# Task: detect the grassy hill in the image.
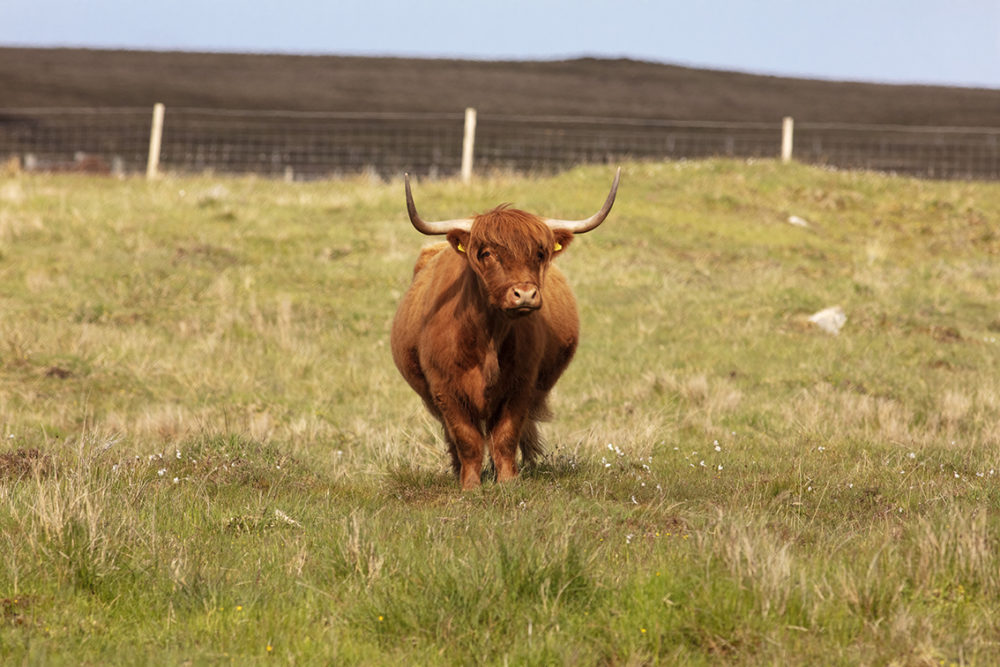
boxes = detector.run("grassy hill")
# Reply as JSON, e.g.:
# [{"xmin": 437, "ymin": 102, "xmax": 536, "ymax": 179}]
[
  {"xmin": 2, "ymin": 161, "xmax": 1000, "ymax": 663},
  {"xmin": 3, "ymin": 47, "xmax": 1000, "ymax": 125}
]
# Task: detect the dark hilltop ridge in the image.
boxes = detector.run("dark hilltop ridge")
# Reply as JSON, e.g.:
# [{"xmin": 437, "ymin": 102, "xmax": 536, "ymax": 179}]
[{"xmin": 2, "ymin": 47, "xmax": 999, "ymax": 127}]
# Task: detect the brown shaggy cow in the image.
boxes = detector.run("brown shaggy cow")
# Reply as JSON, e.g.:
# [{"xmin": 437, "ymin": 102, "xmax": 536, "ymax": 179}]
[{"xmin": 391, "ymin": 170, "xmax": 620, "ymax": 489}]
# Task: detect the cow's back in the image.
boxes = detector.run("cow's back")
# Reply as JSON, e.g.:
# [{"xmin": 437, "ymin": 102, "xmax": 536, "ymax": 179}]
[
  {"xmin": 411, "ymin": 241, "xmax": 450, "ymax": 277},
  {"xmin": 390, "ymin": 242, "xmax": 454, "ymax": 405}
]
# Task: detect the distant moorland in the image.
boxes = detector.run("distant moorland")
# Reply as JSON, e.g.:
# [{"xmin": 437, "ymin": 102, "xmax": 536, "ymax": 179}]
[{"xmin": 2, "ymin": 47, "xmax": 1000, "ymax": 125}]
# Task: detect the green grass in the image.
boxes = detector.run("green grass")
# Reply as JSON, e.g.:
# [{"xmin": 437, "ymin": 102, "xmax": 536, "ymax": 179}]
[{"xmin": 2, "ymin": 160, "xmax": 1000, "ymax": 664}]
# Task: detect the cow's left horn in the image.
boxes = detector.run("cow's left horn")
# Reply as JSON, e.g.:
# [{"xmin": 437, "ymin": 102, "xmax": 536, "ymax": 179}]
[
  {"xmin": 405, "ymin": 173, "xmax": 474, "ymax": 235},
  {"xmin": 544, "ymin": 167, "xmax": 620, "ymax": 234}
]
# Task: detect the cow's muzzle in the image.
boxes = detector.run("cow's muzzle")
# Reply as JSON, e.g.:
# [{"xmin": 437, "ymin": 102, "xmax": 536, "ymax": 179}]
[{"xmin": 504, "ymin": 284, "xmax": 541, "ymax": 316}]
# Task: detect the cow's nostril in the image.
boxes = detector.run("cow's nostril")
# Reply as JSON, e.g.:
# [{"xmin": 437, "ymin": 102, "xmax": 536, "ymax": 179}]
[{"xmin": 509, "ymin": 284, "xmax": 540, "ymax": 309}]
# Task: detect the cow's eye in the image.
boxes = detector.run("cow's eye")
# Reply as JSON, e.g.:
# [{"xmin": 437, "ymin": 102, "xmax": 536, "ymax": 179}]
[
  {"xmin": 537, "ymin": 250, "xmax": 546, "ymax": 262},
  {"xmin": 478, "ymin": 249, "xmax": 491, "ymax": 260}
]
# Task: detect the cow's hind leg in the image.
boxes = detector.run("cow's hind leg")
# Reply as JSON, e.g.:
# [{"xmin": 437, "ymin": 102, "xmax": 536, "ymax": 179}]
[
  {"xmin": 444, "ymin": 433, "xmax": 461, "ymax": 477},
  {"xmin": 487, "ymin": 423, "xmax": 519, "ymax": 483},
  {"xmin": 483, "ymin": 421, "xmax": 539, "ymax": 482}
]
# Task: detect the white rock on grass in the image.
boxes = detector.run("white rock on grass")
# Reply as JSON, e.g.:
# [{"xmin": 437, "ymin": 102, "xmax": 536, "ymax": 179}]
[{"xmin": 808, "ymin": 306, "xmax": 846, "ymax": 335}]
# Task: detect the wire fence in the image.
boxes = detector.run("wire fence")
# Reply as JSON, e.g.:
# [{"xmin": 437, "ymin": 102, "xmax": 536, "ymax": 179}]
[
  {"xmin": 1, "ymin": 106, "xmax": 999, "ymax": 181},
  {"xmin": 793, "ymin": 122, "xmax": 1000, "ymax": 179}
]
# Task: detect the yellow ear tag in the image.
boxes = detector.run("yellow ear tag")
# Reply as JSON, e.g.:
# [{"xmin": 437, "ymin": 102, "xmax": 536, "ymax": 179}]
[
  {"xmin": 554, "ymin": 242, "xmax": 563, "ymax": 252},
  {"xmin": 457, "ymin": 242, "xmax": 466, "ymax": 253}
]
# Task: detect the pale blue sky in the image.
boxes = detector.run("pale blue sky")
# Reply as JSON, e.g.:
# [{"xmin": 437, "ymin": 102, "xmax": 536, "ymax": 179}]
[{"xmin": 2, "ymin": 0, "xmax": 998, "ymax": 88}]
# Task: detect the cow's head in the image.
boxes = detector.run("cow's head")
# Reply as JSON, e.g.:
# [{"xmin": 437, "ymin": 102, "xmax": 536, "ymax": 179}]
[{"xmin": 404, "ymin": 169, "xmax": 620, "ymax": 317}]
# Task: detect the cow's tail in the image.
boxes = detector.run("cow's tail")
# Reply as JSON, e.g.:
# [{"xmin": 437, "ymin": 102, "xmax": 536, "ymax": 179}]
[
  {"xmin": 519, "ymin": 421, "xmax": 544, "ymax": 466},
  {"xmin": 519, "ymin": 402, "xmax": 551, "ymax": 465}
]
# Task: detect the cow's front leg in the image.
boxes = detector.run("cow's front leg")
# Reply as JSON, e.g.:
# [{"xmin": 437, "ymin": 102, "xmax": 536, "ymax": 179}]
[
  {"xmin": 435, "ymin": 396, "xmax": 486, "ymax": 490},
  {"xmin": 488, "ymin": 402, "xmax": 531, "ymax": 483}
]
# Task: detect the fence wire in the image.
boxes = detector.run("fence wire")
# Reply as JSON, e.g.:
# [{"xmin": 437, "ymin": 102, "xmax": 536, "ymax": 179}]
[
  {"xmin": 795, "ymin": 122, "xmax": 1000, "ymax": 180},
  {"xmin": 1, "ymin": 107, "xmax": 999, "ymax": 180}
]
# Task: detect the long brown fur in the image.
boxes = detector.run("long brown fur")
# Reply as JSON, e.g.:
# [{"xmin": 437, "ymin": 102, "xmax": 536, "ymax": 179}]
[{"xmin": 391, "ymin": 206, "xmax": 580, "ymax": 490}]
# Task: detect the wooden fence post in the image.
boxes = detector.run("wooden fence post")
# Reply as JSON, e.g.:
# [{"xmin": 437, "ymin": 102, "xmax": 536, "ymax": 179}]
[
  {"xmin": 461, "ymin": 107, "xmax": 477, "ymax": 183},
  {"xmin": 781, "ymin": 116, "xmax": 794, "ymax": 163},
  {"xmin": 146, "ymin": 103, "xmax": 165, "ymax": 179}
]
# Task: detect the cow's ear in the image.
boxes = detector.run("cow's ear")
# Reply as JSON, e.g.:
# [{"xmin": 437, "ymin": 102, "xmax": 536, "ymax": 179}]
[
  {"xmin": 552, "ymin": 229, "xmax": 574, "ymax": 256},
  {"xmin": 447, "ymin": 230, "xmax": 471, "ymax": 257}
]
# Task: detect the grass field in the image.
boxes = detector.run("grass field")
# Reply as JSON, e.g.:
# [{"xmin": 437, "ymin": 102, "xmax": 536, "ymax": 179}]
[{"xmin": 2, "ymin": 160, "xmax": 1000, "ymax": 664}]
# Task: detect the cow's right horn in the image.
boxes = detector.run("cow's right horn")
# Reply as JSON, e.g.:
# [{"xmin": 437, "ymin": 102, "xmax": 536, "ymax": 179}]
[
  {"xmin": 405, "ymin": 173, "xmax": 474, "ymax": 235},
  {"xmin": 543, "ymin": 167, "xmax": 620, "ymax": 234}
]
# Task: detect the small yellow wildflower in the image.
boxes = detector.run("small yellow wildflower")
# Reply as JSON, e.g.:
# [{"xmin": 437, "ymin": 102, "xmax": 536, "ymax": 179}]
[{"xmin": 266, "ymin": 645, "xmax": 273, "ymax": 653}]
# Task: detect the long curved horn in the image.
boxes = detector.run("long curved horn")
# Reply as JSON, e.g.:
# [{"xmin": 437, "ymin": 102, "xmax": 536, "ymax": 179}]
[
  {"xmin": 543, "ymin": 167, "xmax": 620, "ymax": 234},
  {"xmin": 404, "ymin": 173, "xmax": 474, "ymax": 235}
]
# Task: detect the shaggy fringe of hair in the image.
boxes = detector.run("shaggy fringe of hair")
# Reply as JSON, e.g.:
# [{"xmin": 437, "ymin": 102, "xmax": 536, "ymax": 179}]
[{"xmin": 472, "ymin": 206, "xmax": 554, "ymax": 257}]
